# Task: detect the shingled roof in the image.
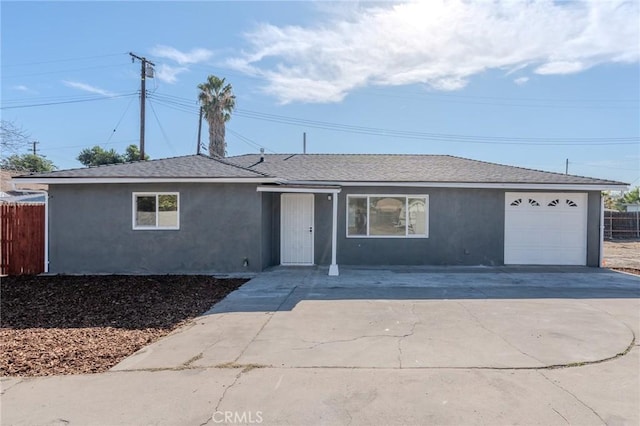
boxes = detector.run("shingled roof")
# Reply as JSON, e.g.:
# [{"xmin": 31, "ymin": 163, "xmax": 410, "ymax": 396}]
[
  {"xmin": 16, "ymin": 154, "xmax": 269, "ymax": 179},
  {"xmin": 14, "ymin": 153, "xmax": 626, "ymax": 187},
  {"xmin": 231, "ymin": 154, "xmax": 626, "ymax": 185}
]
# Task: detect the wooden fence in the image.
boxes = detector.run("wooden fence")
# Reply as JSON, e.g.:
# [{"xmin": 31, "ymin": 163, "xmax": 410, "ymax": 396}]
[
  {"xmin": 0, "ymin": 203, "xmax": 45, "ymax": 275},
  {"xmin": 604, "ymin": 210, "xmax": 640, "ymax": 240}
]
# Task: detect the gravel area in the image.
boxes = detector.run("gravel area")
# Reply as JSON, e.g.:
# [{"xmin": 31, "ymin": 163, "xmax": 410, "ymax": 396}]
[
  {"xmin": 604, "ymin": 240, "xmax": 640, "ymax": 274},
  {"xmin": 1, "ymin": 275, "xmax": 246, "ymax": 377}
]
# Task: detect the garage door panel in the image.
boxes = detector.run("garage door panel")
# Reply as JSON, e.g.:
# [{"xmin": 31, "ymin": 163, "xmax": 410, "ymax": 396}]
[{"xmin": 504, "ymin": 192, "xmax": 587, "ymax": 266}]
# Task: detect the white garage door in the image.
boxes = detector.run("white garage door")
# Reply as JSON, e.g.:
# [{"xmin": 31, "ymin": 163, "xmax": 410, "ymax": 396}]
[{"xmin": 504, "ymin": 192, "xmax": 587, "ymax": 265}]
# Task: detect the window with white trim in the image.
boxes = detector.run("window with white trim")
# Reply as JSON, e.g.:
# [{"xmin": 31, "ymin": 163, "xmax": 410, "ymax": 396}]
[
  {"xmin": 132, "ymin": 192, "xmax": 179, "ymax": 230},
  {"xmin": 347, "ymin": 195, "xmax": 429, "ymax": 238}
]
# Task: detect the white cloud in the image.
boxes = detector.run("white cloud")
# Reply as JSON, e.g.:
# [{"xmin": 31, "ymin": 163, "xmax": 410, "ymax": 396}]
[
  {"xmin": 150, "ymin": 45, "xmax": 213, "ymax": 65},
  {"xmin": 229, "ymin": 0, "xmax": 640, "ymax": 103},
  {"xmin": 514, "ymin": 77, "xmax": 530, "ymax": 86},
  {"xmin": 534, "ymin": 61, "xmax": 587, "ymax": 75},
  {"xmin": 155, "ymin": 64, "xmax": 189, "ymax": 84},
  {"xmin": 63, "ymin": 81, "xmax": 115, "ymax": 96},
  {"xmin": 148, "ymin": 45, "xmax": 213, "ymax": 83},
  {"xmin": 12, "ymin": 85, "xmax": 34, "ymax": 93}
]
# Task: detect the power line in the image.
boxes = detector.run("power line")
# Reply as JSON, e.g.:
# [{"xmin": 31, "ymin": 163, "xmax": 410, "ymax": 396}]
[
  {"xmin": 147, "ymin": 100, "xmax": 177, "ymax": 155},
  {"xmin": 569, "ymin": 162, "xmax": 640, "ymax": 172},
  {"xmin": 232, "ymin": 110, "xmax": 640, "ymax": 145},
  {"xmin": 104, "ymin": 95, "xmax": 137, "ymax": 145},
  {"xmin": 38, "ymin": 139, "xmax": 139, "ymax": 151},
  {"xmin": 3, "ymin": 92, "xmax": 132, "ymax": 105},
  {"xmin": 3, "ymin": 64, "xmax": 126, "ymax": 79},
  {"xmin": 227, "ymin": 128, "xmax": 277, "ymax": 153},
  {"xmin": 146, "ymin": 95, "xmax": 199, "ymax": 116},
  {"xmin": 147, "ymin": 94, "xmax": 276, "ymax": 153},
  {"xmin": 3, "ymin": 52, "xmax": 127, "ymax": 68},
  {"xmin": 146, "ymin": 92, "xmax": 640, "ymax": 146},
  {"xmin": 0, "ymin": 93, "xmax": 137, "ymax": 110}
]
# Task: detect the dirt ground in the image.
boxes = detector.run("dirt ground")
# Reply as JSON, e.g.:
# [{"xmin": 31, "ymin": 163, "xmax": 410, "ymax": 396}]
[
  {"xmin": 603, "ymin": 240, "xmax": 640, "ymax": 271},
  {"xmin": 0, "ymin": 275, "xmax": 245, "ymax": 377}
]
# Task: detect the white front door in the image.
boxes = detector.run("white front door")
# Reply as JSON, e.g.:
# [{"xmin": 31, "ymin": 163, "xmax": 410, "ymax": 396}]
[
  {"xmin": 281, "ymin": 194, "xmax": 314, "ymax": 265},
  {"xmin": 504, "ymin": 192, "xmax": 588, "ymax": 265}
]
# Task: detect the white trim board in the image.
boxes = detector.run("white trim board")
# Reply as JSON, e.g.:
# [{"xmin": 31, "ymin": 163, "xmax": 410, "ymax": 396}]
[
  {"xmin": 257, "ymin": 186, "xmax": 341, "ymax": 194},
  {"xmin": 13, "ymin": 177, "xmax": 626, "ymax": 191},
  {"xmin": 285, "ymin": 181, "xmax": 627, "ymax": 191}
]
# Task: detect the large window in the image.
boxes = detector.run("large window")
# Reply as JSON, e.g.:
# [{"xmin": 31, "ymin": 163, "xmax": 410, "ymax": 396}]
[
  {"xmin": 347, "ymin": 195, "xmax": 428, "ymax": 238},
  {"xmin": 132, "ymin": 192, "xmax": 179, "ymax": 230}
]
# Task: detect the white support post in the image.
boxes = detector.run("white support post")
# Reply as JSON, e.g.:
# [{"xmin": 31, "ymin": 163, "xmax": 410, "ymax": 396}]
[
  {"xmin": 599, "ymin": 194, "xmax": 604, "ymax": 268},
  {"xmin": 328, "ymin": 191, "xmax": 339, "ymax": 276}
]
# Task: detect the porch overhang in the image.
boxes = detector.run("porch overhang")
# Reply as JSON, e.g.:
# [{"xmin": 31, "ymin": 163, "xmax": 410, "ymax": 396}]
[
  {"xmin": 257, "ymin": 185, "xmax": 341, "ymax": 194},
  {"xmin": 257, "ymin": 185, "xmax": 341, "ymax": 276}
]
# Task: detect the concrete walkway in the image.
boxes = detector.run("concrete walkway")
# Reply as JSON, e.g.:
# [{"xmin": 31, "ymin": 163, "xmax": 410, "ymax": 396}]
[{"xmin": 2, "ymin": 267, "xmax": 639, "ymax": 425}]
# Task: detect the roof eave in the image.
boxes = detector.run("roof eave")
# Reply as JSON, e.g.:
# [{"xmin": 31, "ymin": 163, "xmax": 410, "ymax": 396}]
[
  {"xmin": 283, "ymin": 180, "xmax": 628, "ymax": 191},
  {"xmin": 12, "ymin": 177, "xmax": 283, "ymax": 184}
]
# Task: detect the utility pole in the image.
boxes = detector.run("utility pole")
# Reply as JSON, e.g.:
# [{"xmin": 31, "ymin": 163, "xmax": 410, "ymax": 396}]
[
  {"xmin": 197, "ymin": 107, "xmax": 203, "ymax": 155},
  {"xmin": 32, "ymin": 141, "xmax": 39, "ymax": 156},
  {"xmin": 565, "ymin": 158, "xmax": 569, "ymax": 175},
  {"xmin": 303, "ymin": 132, "xmax": 307, "ymax": 154},
  {"xmin": 129, "ymin": 52, "xmax": 154, "ymax": 161}
]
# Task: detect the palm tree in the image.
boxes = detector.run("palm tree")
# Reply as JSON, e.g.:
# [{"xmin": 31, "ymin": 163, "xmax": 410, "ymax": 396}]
[{"xmin": 197, "ymin": 75, "xmax": 235, "ymax": 157}]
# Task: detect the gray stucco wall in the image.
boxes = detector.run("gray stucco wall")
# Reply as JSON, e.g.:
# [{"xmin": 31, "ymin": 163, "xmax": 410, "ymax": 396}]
[
  {"xmin": 48, "ymin": 183, "xmax": 266, "ymax": 274},
  {"xmin": 314, "ymin": 188, "xmax": 601, "ymax": 267},
  {"xmin": 326, "ymin": 187, "xmax": 505, "ymax": 266},
  {"xmin": 586, "ymin": 191, "xmax": 602, "ymax": 267},
  {"xmin": 48, "ymin": 184, "xmax": 602, "ymax": 273},
  {"xmin": 314, "ymin": 193, "xmax": 333, "ymax": 265},
  {"xmin": 261, "ymin": 192, "xmax": 285, "ymax": 269}
]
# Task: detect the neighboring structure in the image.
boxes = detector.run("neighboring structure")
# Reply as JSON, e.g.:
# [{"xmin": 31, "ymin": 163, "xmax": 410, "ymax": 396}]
[
  {"xmin": 0, "ymin": 170, "xmax": 47, "ymax": 203},
  {"xmin": 14, "ymin": 154, "xmax": 627, "ymax": 275},
  {"xmin": 623, "ymin": 203, "xmax": 640, "ymax": 213}
]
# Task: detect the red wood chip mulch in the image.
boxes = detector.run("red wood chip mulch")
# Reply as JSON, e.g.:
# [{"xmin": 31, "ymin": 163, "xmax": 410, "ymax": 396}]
[{"xmin": 0, "ymin": 275, "xmax": 245, "ymax": 377}]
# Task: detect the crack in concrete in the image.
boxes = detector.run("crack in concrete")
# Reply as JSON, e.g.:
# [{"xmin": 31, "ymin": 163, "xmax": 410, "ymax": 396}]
[
  {"xmin": 295, "ymin": 334, "xmax": 400, "ymax": 350},
  {"xmin": 102, "ymin": 342, "xmax": 638, "ymax": 374},
  {"xmin": 183, "ymin": 352, "xmax": 203, "ymax": 368},
  {"xmin": 213, "ymin": 369, "xmax": 244, "ymax": 414},
  {"xmin": 214, "ymin": 362, "xmax": 268, "ymax": 372},
  {"xmin": 456, "ymin": 300, "xmax": 546, "ymax": 366},
  {"xmin": 198, "ymin": 415, "xmax": 212, "ymax": 426},
  {"xmin": 202, "ymin": 359, "xmax": 268, "ymax": 425},
  {"xmin": 231, "ymin": 285, "xmax": 298, "ymax": 363},
  {"xmin": 294, "ymin": 303, "xmax": 422, "ymax": 355},
  {"xmin": 398, "ymin": 302, "xmax": 420, "ymax": 369},
  {"xmin": 552, "ymin": 407, "xmax": 570, "ymax": 425},
  {"xmin": 539, "ymin": 371, "xmax": 607, "ymax": 425},
  {"xmin": 0, "ymin": 378, "xmax": 23, "ymax": 395},
  {"xmin": 185, "ymin": 313, "xmax": 230, "ymax": 358}
]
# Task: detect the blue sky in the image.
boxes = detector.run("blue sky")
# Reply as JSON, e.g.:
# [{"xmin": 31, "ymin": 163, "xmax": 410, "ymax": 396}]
[{"xmin": 2, "ymin": 1, "xmax": 639, "ymax": 185}]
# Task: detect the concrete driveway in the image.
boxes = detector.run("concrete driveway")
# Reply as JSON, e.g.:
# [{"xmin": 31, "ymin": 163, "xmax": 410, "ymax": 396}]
[{"xmin": 2, "ymin": 267, "xmax": 639, "ymax": 425}]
